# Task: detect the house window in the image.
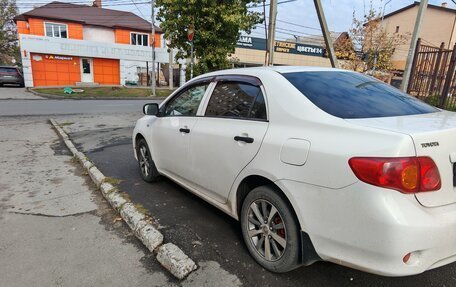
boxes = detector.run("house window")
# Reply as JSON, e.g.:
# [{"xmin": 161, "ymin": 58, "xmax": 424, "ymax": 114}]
[
  {"xmin": 131, "ymin": 33, "xmax": 149, "ymax": 46},
  {"xmin": 45, "ymin": 22, "xmax": 68, "ymax": 38},
  {"xmin": 395, "ymin": 26, "xmax": 400, "ymax": 33}
]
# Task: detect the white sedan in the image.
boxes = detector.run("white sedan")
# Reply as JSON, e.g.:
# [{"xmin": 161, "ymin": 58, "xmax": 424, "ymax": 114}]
[{"xmin": 133, "ymin": 66, "xmax": 456, "ymax": 276}]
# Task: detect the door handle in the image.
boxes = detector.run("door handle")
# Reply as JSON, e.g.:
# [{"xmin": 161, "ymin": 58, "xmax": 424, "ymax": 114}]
[
  {"xmin": 179, "ymin": 128, "xmax": 190, "ymax": 134},
  {"xmin": 234, "ymin": 136, "xmax": 254, "ymax": 143}
]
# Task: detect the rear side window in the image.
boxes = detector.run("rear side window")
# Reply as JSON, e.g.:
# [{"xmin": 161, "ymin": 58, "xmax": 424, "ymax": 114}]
[
  {"xmin": 282, "ymin": 71, "xmax": 438, "ymax": 119},
  {"xmin": 205, "ymin": 81, "xmax": 267, "ymax": 120}
]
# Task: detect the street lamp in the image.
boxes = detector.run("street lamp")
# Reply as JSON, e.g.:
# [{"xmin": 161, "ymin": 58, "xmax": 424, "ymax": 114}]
[{"xmin": 381, "ymin": 0, "xmax": 392, "ymax": 25}]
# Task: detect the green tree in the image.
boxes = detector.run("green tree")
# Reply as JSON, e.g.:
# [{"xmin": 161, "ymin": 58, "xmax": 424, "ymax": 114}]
[
  {"xmin": 348, "ymin": 1, "xmax": 408, "ymax": 72},
  {"xmin": 0, "ymin": 0, "xmax": 20, "ymax": 66},
  {"xmin": 156, "ymin": 0, "xmax": 263, "ymax": 76}
]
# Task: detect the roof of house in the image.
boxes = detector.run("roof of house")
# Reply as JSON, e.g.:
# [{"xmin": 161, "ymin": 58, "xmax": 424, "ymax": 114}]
[
  {"xmin": 15, "ymin": 1, "xmax": 162, "ymax": 33},
  {"xmin": 382, "ymin": 1, "xmax": 455, "ymax": 20}
]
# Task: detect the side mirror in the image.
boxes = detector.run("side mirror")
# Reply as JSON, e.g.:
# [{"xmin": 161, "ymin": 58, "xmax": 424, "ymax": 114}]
[{"xmin": 143, "ymin": 103, "xmax": 159, "ymax": 116}]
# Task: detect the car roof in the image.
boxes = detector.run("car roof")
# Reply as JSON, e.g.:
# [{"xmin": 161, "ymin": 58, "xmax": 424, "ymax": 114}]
[
  {"xmin": 269, "ymin": 66, "xmax": 348, "ymax": 73},
  {"xmin": 192, "ymin": 66, "xmax": 351, "ymax": 81}
]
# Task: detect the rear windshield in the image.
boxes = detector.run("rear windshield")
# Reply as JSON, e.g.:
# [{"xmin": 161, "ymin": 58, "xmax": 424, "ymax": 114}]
[
  {"xmin": 0, "ymin": 68, "xmax": 18, "ymax": 74},
  {"xmin": 282, "ymin": 71, "xmax": 438, "ymax": 119}
]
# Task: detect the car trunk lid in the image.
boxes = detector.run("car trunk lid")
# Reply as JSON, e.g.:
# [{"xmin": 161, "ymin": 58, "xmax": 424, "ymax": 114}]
[{"xmin": 347, "ymin": 111, "xmax": 456, "ymax": 207}]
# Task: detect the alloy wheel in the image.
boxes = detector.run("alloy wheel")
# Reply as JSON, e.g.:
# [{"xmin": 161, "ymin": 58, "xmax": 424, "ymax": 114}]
[
  {"xmin": 138, "ymin": 145, "xmax": 150, "ymax": 177},
  {"xmin": 247, "ymin": 199, "xmax": 287, "ymax": 262}
]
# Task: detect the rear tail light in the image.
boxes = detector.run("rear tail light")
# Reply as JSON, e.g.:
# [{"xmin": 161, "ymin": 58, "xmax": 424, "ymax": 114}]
[{"xmin": 348, "ymin": 156, "xmax": 441, "ymax": 194}]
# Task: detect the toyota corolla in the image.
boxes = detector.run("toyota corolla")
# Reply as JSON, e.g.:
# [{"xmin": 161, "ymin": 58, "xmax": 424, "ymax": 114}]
[{"xmin": 133, "ymin": 66, "xmax": 456, "ymax": 276}]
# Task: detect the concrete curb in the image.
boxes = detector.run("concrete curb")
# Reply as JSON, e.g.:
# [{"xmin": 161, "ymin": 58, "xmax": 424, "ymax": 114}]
[
  {"xmin": 29, "ymin": 88, "xmax": 167, "ymax": 101},
  {"xmin": 157, "ymin": 243, "xmax": 198, "ymax": 280},
  {"xmin": 49, "ymin": 118, "xmax": 197, "ymax": 280}
]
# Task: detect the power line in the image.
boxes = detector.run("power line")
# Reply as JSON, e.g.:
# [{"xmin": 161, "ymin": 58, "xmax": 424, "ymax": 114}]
[
  {"xmin": 255, "ymin": 24, "xmax": 324, "ymax": 37},
  {"xmin": 253, "ymin": 24, "xmax": 337, "ymax": 44},
  {"xmin": 276, "ymin": 19, "xmax": 322, "ymax": 32},
  {"xmin": 13, "ymin": 1, "xmax": 151, "ymax": 8},
  {"xmin": 247, "ymin": 0, "xmax": 297, "ymax": 9},
  {"xmin": 129, "ymin": 0, "xmax": 147, "ymax": 19}
]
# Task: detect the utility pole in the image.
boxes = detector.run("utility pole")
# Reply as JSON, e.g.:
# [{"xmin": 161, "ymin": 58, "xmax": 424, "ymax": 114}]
[
  {"xmin": 262, "ymin": 0, "xmax": 268, "ymax": 66},
  {"xmin": 401, "ymin": 0, "xmax": 428, "ymax": 92},
  {"xmin": 313, "ymin": 0, "xmax": 338, "ymax": 68},
  {"xmin": 168, "ymin": 46, "xmax": 173, "ymax": 90},
  {"xmin": 190, "ymin": 42, "xmax": 194, "ymax": 78},
  {"xmin": 267, "ymin": 0, "xmax": 277, "ymax": 66},
  {"xmin": 151, "ymin": 0, "xmax": 156, "ymax": 97},
  {"xmin": 187, "ymin": 24, "xmax": 195, "ymax": 79}
]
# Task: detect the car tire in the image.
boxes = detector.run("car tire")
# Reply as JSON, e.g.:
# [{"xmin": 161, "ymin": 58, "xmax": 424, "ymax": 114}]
[
  {"xmin": 136, "ymin": 138, "xmax": 160, "ymax": 182},
  {"xmin": 241, "ymin": 185, "xmax": 301, "ymax": 273}
]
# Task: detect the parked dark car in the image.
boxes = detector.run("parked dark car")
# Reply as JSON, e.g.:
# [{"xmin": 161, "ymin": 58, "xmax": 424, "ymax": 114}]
[{"xmin": 0, "ymin": 66, "xmax": 24, "ymax": 87}]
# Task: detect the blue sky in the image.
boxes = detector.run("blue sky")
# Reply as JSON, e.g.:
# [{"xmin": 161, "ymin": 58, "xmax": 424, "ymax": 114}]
[
  {"xmin": 250, "ymin": 0, "xmax": 456, "ymax": 40},
  {"xmin": 18, "ymin": 0, "xmax": 456, "ymax": 41}
]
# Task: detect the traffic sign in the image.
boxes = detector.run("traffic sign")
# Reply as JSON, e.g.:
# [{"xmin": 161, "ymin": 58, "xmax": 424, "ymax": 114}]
[{"xmin": 187, "ymin": 24, "xmax": 195, "ymax": 42}]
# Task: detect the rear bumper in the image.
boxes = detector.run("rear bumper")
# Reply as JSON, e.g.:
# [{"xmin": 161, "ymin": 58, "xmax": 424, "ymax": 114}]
[{"xmin": 277, "ymin": 180, "xmax": 456, "ymax": 276}]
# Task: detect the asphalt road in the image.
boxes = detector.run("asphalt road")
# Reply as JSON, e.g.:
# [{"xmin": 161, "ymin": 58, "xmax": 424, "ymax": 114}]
[
  {"xmin": 0, "ymin": 99, "xmax": 159, "ymax": 116},
  {"xmin": 5, "ymin": 87, "xmax": 456, "ymax": 286},
  {"xmin": 69, "ymin": 120, "xmax": 456, "ymax": 287},
  {"xmin": 0, "ymin": 87, "xmax": 159, "ymax": 116}
]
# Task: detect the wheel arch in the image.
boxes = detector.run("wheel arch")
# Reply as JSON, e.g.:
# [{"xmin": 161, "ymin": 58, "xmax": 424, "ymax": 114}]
[
  {"xmin": 234, "ymin": 174, "xmax": 321, "ymax": 266},
  {"xmin": 134, "ymin": 132, "xmax": 145, "ymax": 147},
  {"xmin": 235, "ymin": 175, "xmax": 278, "ymax": 218},
  {"xmin": 133, "ymin": 132, "xmax": 146, "ymax": 155},
  {"xmin": 235, "ymin": 175, "xmax": 303, "ymax": 228}
]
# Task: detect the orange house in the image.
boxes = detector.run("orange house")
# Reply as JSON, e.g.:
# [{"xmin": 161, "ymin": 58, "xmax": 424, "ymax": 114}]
[{"xmin": 15, "ymin": 1, "xmax": 163, "ymax": 87}]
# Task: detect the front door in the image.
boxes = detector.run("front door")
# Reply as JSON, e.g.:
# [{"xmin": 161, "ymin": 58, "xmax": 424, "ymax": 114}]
[
  {"xmin": 150, "ymin": 81, "xmax": 210, "ymax": 182},
  {"xmin": 190, "ymin": 78, "xmax": 269, "ymax": 203},
  {"xmin": 81, "ymin": 58, "xmax": 93, "ymax": 82}
]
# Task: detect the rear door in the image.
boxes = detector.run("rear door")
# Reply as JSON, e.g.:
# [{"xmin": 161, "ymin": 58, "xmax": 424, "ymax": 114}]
[{"xmin": 189, "ymin": 76, "xmax": 269, "ymax": 203}]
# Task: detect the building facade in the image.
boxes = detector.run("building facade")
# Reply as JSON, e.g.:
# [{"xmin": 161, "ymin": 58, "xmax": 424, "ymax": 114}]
[
  {"xmin": 381, "ymin": 2, "xmax": 456, "ymax": 70},
  {"xmin": 232, "ymin": 35, "xmax": 332, "ymax": 67},
  {"xmin": 15, "ymin": 1, "xmax": 170, "ymax": 87}
]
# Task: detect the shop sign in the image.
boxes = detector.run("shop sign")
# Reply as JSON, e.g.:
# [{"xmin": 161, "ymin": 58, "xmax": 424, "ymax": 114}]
[
  {"xmin": 19, "ymin": 35, "xmax": 173, "ymax": 63},
  {"xmin": 236, "ymin": 36, "xmax": 324, "ymax": 57},
  {"xmin": 45, "ymin": 55, "xmax": 73, "ymax": 61},
  {"xmin": 236, "ymin": 36, "xmax": 267, "ymax": 50}
]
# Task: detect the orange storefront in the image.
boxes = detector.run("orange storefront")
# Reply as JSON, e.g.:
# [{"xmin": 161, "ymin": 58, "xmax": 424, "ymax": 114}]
[
  {"xmin": 15, "ymin": 2, "xmax": 166, "ymax": 88},
  {"xmin": 30, "ymin": 53, "xmax": 120, "ymax": 87}
]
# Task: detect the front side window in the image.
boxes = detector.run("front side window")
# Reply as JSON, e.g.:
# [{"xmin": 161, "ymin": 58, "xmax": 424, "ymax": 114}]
[
  {"xmin": 131, "ymin": 33, "xmax": 149, "ymax": 46},
  {"xmin": 45, "ymin": 23, "xmax": 68, "ymax": 38},
  {"xmin": 282, "ymin": 71, "xmax": 438, "ymax": 119},
  {"xmin": 164, "ymin": 84, "xmax": 208, "ymax": 116},
  {"xmin": 205, "ymin": 81, "xmax": 267, "ymax": 120}
]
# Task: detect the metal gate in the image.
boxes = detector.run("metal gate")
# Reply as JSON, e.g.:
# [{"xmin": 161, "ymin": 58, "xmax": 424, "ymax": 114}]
[{"xmin": 407, "ymin": 38, "xmax": 456, "ymax": 110}]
